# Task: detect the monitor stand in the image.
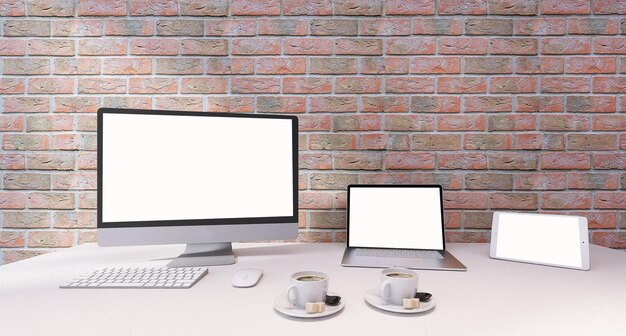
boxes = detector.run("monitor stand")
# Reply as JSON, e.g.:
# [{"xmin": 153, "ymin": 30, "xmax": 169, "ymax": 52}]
[{"xmin": 167, "ymin": 242, "xmax": 236, "ymax": 267}]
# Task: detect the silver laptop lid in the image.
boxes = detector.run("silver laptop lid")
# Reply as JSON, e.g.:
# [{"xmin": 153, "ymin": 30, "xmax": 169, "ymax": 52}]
[{"xmin": 346, "ymin": 185, "xmax": 445, "ymax": 251}]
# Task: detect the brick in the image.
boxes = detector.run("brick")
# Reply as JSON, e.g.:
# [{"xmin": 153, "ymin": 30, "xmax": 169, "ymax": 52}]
[
  {"xmin": 490, "ymin": 38, "xmax": 537, "ymax": 55},
  {"xmin": 592, "ymin": 115, "xmax": 626, "ymax": 131},
  {"xmin": 437, "ymin": 77, "xmax": 486, "ymax": 93},
  {"xmin": 439, "ymin": 37, "xmax": 488, "ymax": 55},
  {"xmin": 541, "ymin": 0, "xmax": 589, "ymax": 14},
  {"xmin": 231, "ymin": 77, "xmax": 279, "ymax": 94},
  {"xmin": 309, "ymin": 96, "xmax": 357, "ymax": 112},
  {"xmin": 541, "ymin": 153, "xmax": 590, "ymax": 170},
  {"xmin": 3, "ymin": 134, "xmax": 48, "ymax": 151},
  {"xmin": 597, "ymin": 37, "xmax": 626, "ymax": 54},
  {"xmin": 53, "ymin": 173, "xmax": 97, "ymax": 190},
  {"xmin": 335, "ymin": 0, "xmax": 382, "ymax": 15},
  {"xmin": 27, "ymin": 154, "xmax": 75, "ymax": 170},
  {"xmin": 0, "ymin": 154, "xmax": 25, "ymax": 170},
  {"xmin": 568, "ymin": 18, "xmax": 618, "ymax": 35},
  {"xmin": 54, "ymin": 58, "xmax": 100, "ymax": 75},
  {"xmin": 28, "ymin": 1, "xmax": 73, "ymax": 16},
  {"xmin": 360, "ymin": 18, "xmax": 411, "ymax": 35},
  {"xmin": 594, "ymin": 153, "xmax": 626, "ymax": 169},
  {"xmin": 488, "ymin": 115, "xmax": 535, "ymax": 131},
  {"xmin": 78, "ymin": 78, "xmax": 125, "ymax": 94},
  {"xmin": 283, "ymin": 77, "xmax": 331, "ymax": 94},
  {"xmin": 131, "ymin": 38, "xmax": 178, "ymax": 55},
  {"xmin": 571, "ymin": 212, "xmax": 616, "ymax": 229},
  {"xmin": 128, "ymin": 77, "xmax": 178, "ymax": 94},
  {"xmin": 156, "ymin": 58, "xmax": 204, "ymax": 74},
  {"xmin": 309, "ymin": 134, "xmax": 356, "ymax": 150},
  {"xmin": 53, "ymin": 20, "xmax": 101, "ymax": 37},
  {"xmin": 3, "ymin": 212, "xmax": 50, "ymax": 228},
  {"xmin": 334, "ymin": 153, "xmax": 383, "ymax": 170},
  {"xmin": 29, "ymin": 192, "xmax": 74, "ymax": 209},
  {"xmin": 384, "ymin": 114, "xmax": 435, "ymax": 132},
  {"xmin": 0, "ymin": 78, "xmax": 24, "ymax": 94},
  {"xmin": 4, "ymin": 97, "xmax": 49, "ymax": 114},
  {"xmin": 102, "ymin": 96, "xmax": 151, "ymax": 110},
  {"xmin": 310, "ymin": 19, "xmax": 357, "ymax": 36},
  {"xmin": 232, "ymin": 0, "xmax": 279, "ymax": 15},
  {"xmin": 310, "ymin": 58, "xmax": 357, "ymax": 74},
  {"xmin": 26, "ymin": 115, "xmax": 72, "ymax": 131},
  {"xmin": 54, "ymin": 211, "xmax": 96, "ymax": 229},
  {"xmin": 300, "ymin": 154, "xmax": 332, "ymax": 170},
  {"xmin": 387, "ymin": 37, "xmax": 436, "ymax": 55},
  {"xmin": 413, "ymin": 18, "xmax": 462, "ymax": 35},
  {"xmin": 79, "ymin": 0, "xmax": 127, "ymax": 16},
  {"xmin": 28, "ymin": 231, "xmax": 73, "ymax": 248},
  {"xmin": 3, "ymin": 20, "xmax": 50, "ymax": 36},
  {"xmin": 514, "ymin": 173, "xmax": 566, "ymax": 190},
  {"xmin": 0, "ymin": 193, "xmax": 26, "ymax": 210},
  {"xmin": 362, "ymin": 96, "xmax": 408, "ymax": 112},
  {"xmin": 541, "ymin": 77, "xmax": 590, "ymax": 93},
  {"xmin": 180, "ymin": 78, "xmax": 227, "ymax": 94},
  {"xmin": 464, "ymin": 96, "xmax": 512, "ymax": 112},
  {"xmin": 2, "ymin": 59, "xmax": 48, "ymax": 75},
  {"xmin": 155, "ymin": 97, "xmax": 203, "ymax": 111},
  {"xmin": 0, "ymin": 231, "xmax": 24, "ymax": 247},
  {"xmin": 79, "ymin": 39, "xmax": 126, "ymax": 56},
  {"xmin": 438, "ymin": 115, "xmax": 485, "ymax": 131},
  {"xmin": 516, "ymin": 96, "xmax": 563, "ymax": 112},
  {"xmin": 464, "ymin": 57, "xmax": 511, "ymax": 74},
  {"xmin": 385, "ymin": 152, "xmax": 435, "ymax": 170},
  {"xmin": 444, "ymin": 192, "xmax": 488, "ymax": 209},
  {"xmin": 128, "ymin": 0, "xmax": 177, "ymax": 15},
  {"xmin": 284, "ymin": 38, "xmax": 333, "ymax": 55},
  {"xmin": 446, "ymin": 231, "xmax": 490, "ymax": 243},
  {"xmin": 297, "ymin": 231, "xmax": 333, "ymax": 243},
  {"xmin": 465, "ymin": 173, "xmax": 512, "ymax": 190},
  {"xmin": 206, "ymin": 58, "xmax": 253, "ymax": 74},
  {"xmin": 298, "ymin": 115, "xmax": 331, "ymax": 132},
  {"xmin": 410, "ymin": 57, "xmax": 460, "ymax": 74},
  {"xmin": 103, "ymin": 58, "xmax": 152, "ymax": 75},
  {"xmin": 333, "ymin": 115, "xmax": 381, "ymax": 131},
  {"xmin": 566, "ymin": 57, "xmax": 616, "ymax": 74},
  {"xmin": 358, "ymin": 133, "xmax": 386, "ymax": 150},
  {"xmin": 489, "ymin": 153, "xmax": 537, "ymax": 170},
  {"xmin": 358, "ymin": 173, "xmax": 411, "ymax": 184},
  {"xmin": 490, "ymin": 77, "xmax": 536, "ymax": 93},
  {"xmin": 462, "ymin": 211, "xmax": 492, "ymax": 229},
  {"xmin": 592, "ymin": 232, "xmax": 626, "ymax": 249},
  {"xmin": 438, "ymin": 154, "xmax": 487, "ymax": 170},
  {"xmin": 336, "ymin": 77, "xmax": 381, "ymax": 94},
  {"xmin": 77, "ymin": 152, "xmax": 96, "ymax": 170},
  {"xmin": 232, "ymin": 38, "xmax": 281, "ymax": 55},
  {"xmin": 205, "ymin": 19, "xmax": 256, "ymax": 36},
  {"xmin": 50, "ymin": 133, "xmax": 78, "ymax": 151},
  {"xmin": 568, "ymin": 173, "xmax": 619, "ymax": 190},
  {"xmin": 0, "ymin": 39, "xmax": 26, "ymax": 55},
  {"xmin": 596, "ymin": 193, "xmax": 626, "ymax": 209},
  {"xmin": 257, "ymin": 96, "xmax": 305, "ymax": 113},
  {"xmin": 3, "ymin": 174, "xmax": 50, "ymax": 190},
  {"xmin": 541, "ymin": 37, "xmax": 591, "ymax": 55},
  {"xmin": 593, "ymin": 0, "xmax": 626, "ymax": 14},
  {"xmin": 156, "ymin": 20, "xmax": 203, "ymax": 36},
  {"xmin": 465, "ymin": 19, "xmax": 512, "ymax": 35},
  {"xmin": 514, "ymin": 18, "xmax": 565, "ymax": 35},
  {"xmin": 411, "ymin": 134, "xmax": 461, "ymax": 151},
  {"xmin": 180, "ymin": 1, "xmax": 228, "ymax": 16},
  {"xmin": 567, "ymin": 134, "xmax": 617, "ymax": 151},
  {"xmin": 385, "ymin": 77, "xmax": 434, "ymax": 93},
  {"xmin": 255, "ymin": 58, "xmax": 306, "ymax": 74},
  {"xmin": 540, "ymin": 115, "xmax": 589, "ymax": 131},
  {"xmin": 28, "ymin": 39, "xmax": 74, "ymax": 56},
  {"xmin": 76, "ymin": 115, "xmax": 97, "ymax": 132},
  {"xmin": 489, "ymin": 0, "xmax": 536, "ymax": 15},
  {"xmin": 336, "ymin": 38, "xmax": 382, "ymax": 55},
  {"xmin": 542, "ymin": 192, "xmax": 591, "ymax": 210},
  {"xmin": 594, "ymin": 77, "xmax": 626, "ymax": 94},
  {"xmin": 258, "ymin": 19, "xmax": 307, "ymax": 36},
  {"xmin": 491, "ymin": 193, "xmax": 538, "ymax": 210},
  {"xmin": 284, "ymin": 0, "xmax": 331, "ymax": 15},
  {"xmin": 105, "ymin": 20, "xmax": 153, "ymax": 36},
  {"xmin": 412, "ymin": 96, "xmax": 460, "ymax": 113},
  {"xmin": 567, "ymin": 96, "xmax": 616, "ymax": 113},
  {"xmin": 0, "ymin": 0, "xmax": 24, "ymax": 16},
  {"xmin": 464, "ymin": 134, "xmax": 512, "ymax": 150},
  {"xmin": 206, "ymin": 96, "xmax": 253, "ymax": 113},
  {"xmin": 0, "ymin": 115, "xmax": 23, "ymax": 132},
  {"xmin": 438, "ymin": 0, "xmax": 487, "ymax": 15},
  {"xmin": 309, "ymin": 211, "xmax": 346, "ymax": 229},
  {"xmin": 361, "ymin": 57, "xmax": 408, "ymax": 74},
  {"xmin": 54, "ymin": 97, "xmax": 100, "ymax": 113},
  {"xmin": 515, "ymin": 57, "xmax": 563, "ymax": 74}
]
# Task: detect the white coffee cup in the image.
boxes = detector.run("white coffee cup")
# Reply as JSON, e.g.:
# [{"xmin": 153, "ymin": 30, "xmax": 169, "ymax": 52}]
[
  {"xmin": 380, "ymin": 267, "xmax": 418, "ymax": 306},
  {"xmin": 286, "ymin": 271, "xmax": 329, "ymax": 309}
]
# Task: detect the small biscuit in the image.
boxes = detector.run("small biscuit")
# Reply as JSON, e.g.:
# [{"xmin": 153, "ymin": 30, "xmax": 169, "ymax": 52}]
[
  {"xmin": 305, "ymin": 302, "xmax": 326, "ymax": 313},
  {"xmin": 403, "ymin": 298, "xmax": 420, "ymax": 309}
]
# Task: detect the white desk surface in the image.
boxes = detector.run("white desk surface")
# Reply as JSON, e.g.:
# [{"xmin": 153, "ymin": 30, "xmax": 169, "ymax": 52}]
[{"xmin": 1, "ymin": 243, "xmax": 625, "ymax": 336}]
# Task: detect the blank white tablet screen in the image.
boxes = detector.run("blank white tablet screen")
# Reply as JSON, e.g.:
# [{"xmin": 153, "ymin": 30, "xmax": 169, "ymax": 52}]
[
  {"xmin": 348, "ymin": 187, "xmax": 444, "ymax": 250},
  {"xmin": 495, "ymin": 213, "xmax": 582, "ymax": 268},
  {"xmin": 102, "ymin": 113, "xmax": 294, "ymax": 223}
]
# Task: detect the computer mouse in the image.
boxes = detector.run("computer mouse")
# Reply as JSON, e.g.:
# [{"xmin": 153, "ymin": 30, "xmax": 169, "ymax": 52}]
[{"xmin": 232, "ymin": 269, "xmax": 263, "ymax": 288}]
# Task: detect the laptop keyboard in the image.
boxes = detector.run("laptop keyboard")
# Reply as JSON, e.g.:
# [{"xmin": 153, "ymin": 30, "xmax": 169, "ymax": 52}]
[{"xmin": 355, "ymin": 248, "xmax": 444, "ymax": 259}]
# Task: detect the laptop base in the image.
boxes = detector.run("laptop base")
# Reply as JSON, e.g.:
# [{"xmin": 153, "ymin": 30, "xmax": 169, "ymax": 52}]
[{"xmin": 341, "ymin": 248, "xmax": 467, "ymax": 271}]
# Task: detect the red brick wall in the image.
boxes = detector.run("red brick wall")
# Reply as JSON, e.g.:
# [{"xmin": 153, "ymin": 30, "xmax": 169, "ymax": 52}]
[{"xmin": 1, "ymin": 0, "xmax": 625, "ymax": 264}]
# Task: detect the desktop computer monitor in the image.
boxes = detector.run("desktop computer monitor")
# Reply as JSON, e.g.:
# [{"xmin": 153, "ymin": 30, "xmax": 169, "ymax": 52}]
[{"xmin": 97, "ymin": 108, "xmax": 299, "ymax": 267}]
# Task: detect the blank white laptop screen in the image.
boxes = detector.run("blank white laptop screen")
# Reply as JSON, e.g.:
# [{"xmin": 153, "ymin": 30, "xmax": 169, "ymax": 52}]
[
  {"xmin": 492, "ymin": 212, "xmax": 585, "ymax": 269},
  {"xmin": 348, "ymin": 187, "xmax": 444, "ymax": 250},
  {"xmin": 102, "ymin": 113, "xmax": 294, "ymax": 223}
]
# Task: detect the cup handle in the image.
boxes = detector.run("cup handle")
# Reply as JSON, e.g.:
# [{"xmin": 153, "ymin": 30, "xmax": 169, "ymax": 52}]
[
  {"xmin": 287, "ymin": 285, "xmax": 298, "ymax": 306},
  {"xmin": 380, "ymin": 281, "xmax": 391, "ymax": 302}
]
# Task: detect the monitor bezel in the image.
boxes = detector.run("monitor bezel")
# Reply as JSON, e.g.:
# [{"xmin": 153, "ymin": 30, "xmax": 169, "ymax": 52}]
[
  {"xmin": 345, "ymin": 184, "xmax": 446, "ymax": 251},
  {"xmin": 97, "ymin": 108, "xmax": 299, "ymax": 229}
]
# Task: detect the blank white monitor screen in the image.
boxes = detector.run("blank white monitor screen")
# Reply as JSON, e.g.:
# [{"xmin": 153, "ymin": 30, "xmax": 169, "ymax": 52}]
[
  {"xmin": 348, "ymin": 187, "xmax": 444, "ymax": 250},
  {"xmin": 495, "ymin": 212, "xmax": 583, "ymax": 268},
  {"xmin": 102, "ymin": 113, "xmax": 294, "ymax": 223}
]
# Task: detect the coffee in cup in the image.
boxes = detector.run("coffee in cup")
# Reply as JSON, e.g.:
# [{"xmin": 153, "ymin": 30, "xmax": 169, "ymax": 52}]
[
  {"xmin": 380, "ymin": 267, "xmax": 418, "ymax": 306},
  {"xmin": 287, "ymin": 271, "xmax": 329, "ymax": 309}
]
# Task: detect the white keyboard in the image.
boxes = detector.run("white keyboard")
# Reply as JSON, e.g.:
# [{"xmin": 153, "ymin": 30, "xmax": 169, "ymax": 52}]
[
  {"xmin": 355, "ymin": 248, "xmax": 444, "ymax": 259},
  {"xmin": 60, "ymin": 267, "xmax": 208, "ymax": 289}
]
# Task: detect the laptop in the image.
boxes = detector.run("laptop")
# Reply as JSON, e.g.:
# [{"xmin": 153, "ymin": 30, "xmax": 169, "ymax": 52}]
[{"xmin": 341, "ymin": 185, "xmax": 466, "ymax": 271}]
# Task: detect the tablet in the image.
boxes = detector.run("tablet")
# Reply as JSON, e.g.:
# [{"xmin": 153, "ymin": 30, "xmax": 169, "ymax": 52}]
[{"xmin": 490, "ymin": 212, "xmax": 589, "ymax": 270}]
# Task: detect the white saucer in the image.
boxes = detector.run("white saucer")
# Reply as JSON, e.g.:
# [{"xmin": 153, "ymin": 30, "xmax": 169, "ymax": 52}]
[
  {"xmin": 274, "ymin": 291, "xmax": 345, "ymax": 318},
  {"xmin": 364, "ymin": 287, "xmax": 435, "ymax": 314}
]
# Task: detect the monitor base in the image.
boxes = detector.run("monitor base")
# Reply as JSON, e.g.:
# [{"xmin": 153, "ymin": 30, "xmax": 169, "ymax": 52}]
[{"xmin": 167, "ymin": 242, "xmax": 236, "ymax": 267}]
